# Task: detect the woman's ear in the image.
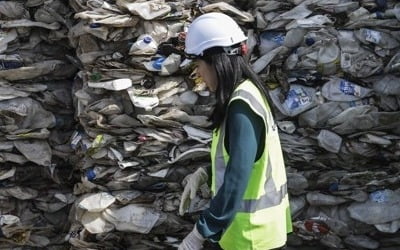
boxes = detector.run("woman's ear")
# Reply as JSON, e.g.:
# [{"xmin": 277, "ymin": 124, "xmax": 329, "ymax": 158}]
[{"xmin": 241, "ymin": 43, "xmax": 248, "ymax": 55}]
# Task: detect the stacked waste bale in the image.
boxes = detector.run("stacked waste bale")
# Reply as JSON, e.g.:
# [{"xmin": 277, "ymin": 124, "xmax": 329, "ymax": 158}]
[
  {"xmin": 248, "ymin": 0, "xmax": 400, "ymax": 249},
  {"xmin": 67, "ymin": 1, "xmax": 213, "ymax": 248},
  {"xmin": 4, "ymin": 0, "xmax": 397, "ymax": 249},
  {"xmin": 0, "ymin": 0, "xmax": 78, "ymax": 248},
  {"xmin": 66, "ymin": 0, "xmax": 400, "ymax": 249}
]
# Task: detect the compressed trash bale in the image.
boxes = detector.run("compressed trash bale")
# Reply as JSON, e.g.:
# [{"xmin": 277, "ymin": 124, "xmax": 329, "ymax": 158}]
[
  {"xmin": 0, "ymin": 1, "xmax": 79, "ymax": 249},
  {"xmin": 2, "ymin": 0, "xmax": 398, "ymax": 249}
]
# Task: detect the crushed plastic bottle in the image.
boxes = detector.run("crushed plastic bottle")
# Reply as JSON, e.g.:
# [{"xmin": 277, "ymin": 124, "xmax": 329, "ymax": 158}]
[
  {"xmin": 129, "ymin": 34, "xmax": 158, "ymax": 55},
  {"xmin": 269, "ymin": 84, "xmax": 318, "ymax": 117},
  {"xmin": 321, "ymin": 78, "xmax": 374, "ymax": 102}
]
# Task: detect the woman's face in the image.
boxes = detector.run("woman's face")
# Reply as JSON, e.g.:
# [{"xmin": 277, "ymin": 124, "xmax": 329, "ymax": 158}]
[{"xmin": 196, "ymin": 59, "xmax": 218, "ymax": 92}]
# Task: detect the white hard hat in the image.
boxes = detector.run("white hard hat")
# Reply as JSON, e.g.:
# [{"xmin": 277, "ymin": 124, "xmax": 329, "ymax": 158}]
[{"xmin": 185, "ymin": 12, "xmax": 247, "ymax": 56}]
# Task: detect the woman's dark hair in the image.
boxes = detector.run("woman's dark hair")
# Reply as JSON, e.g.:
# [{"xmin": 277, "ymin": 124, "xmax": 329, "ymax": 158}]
[{"xmin": 199, "ymin": 46, "xmax": 273, "ymax": 129}]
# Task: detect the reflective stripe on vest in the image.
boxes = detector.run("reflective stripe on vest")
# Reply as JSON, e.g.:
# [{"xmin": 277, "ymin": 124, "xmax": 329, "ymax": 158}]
[
  {"xmin": 214, "ymin": 120, "xmax": 226, "ymax": 193},
  {"xmin": 239, "ymin": 157, "xmax": 288, "ymax": 213},
  {"xmin": 231, "ymin": 89, "xmax": 270, "ymax": 133},
  {"xmin": 212, "ymin": 86, "xmax": 287, "ymax": 213}
]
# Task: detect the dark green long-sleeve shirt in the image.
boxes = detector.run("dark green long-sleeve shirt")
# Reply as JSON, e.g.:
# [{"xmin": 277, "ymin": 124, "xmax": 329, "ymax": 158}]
[{"xmin": 196, "ymin": 99, "xmax": 265, "ymax": 242}]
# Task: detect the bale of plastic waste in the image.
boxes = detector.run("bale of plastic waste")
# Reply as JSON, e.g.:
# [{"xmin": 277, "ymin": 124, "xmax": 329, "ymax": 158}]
[{"xmin": 3, "ymin": 0, "xmax": 399, "ymax": 249}]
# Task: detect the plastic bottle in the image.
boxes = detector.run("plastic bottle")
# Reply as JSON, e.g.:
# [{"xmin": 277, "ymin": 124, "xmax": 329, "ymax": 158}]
[
  {"xmin": 129, "ymin": 35, "xmax": 158, "ymax": 55},
  {"xmin": 85, "ymin": 168, "xmax": 97, "ymax": 181},
  {"xmin": 354, "ymin": 28, "xmax": 399, "ymax": 49},
  {"xmin": 373, "ymin": 74, "xmax": 400, "ymax": 95},
  {"xmin": 88, "ymin": 78, "xmax": 133, "ymax": 91},
  {"xmin": 376, "ymin": 3, "xmax": 400, "ymax": 20},
  {"xmin": 317, "ymin": 129, "xmax": 342, "ymax": 153},
  {"xmin": 269, "ymin": 84, "xmax": 318, "ymax": 117},
  {"xmin": 321, "ymin": 78, "xmax": 374, "ymax": 102},
  {"xmin": 348, "ymin": 189, "xmax": 400, "ymax": 225},
  {"xmin": 143, "ymin": 56, "xmax": 166, "ymax": 72},
  {"xmin": 85, "ymin": 166, "xmax": 110, "ymax": 181},
  {"xmin": 370, "ymin": 189, "xmax": 391, "ymax": 203},
  {"xmin": 259, "ymin": 31, "xmax": 285, "ymax": 55},
  {"xmin": 317, "ymin": 40, "xmax": 340, "ymax": 75},
  {"xmin": 337, "ymin": 31, "xmax": 360, "ymax": 53}
]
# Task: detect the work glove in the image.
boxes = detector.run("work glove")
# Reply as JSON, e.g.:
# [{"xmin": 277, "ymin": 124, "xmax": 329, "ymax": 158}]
[
  {"xmin": 179, "ymin": 167, "xmax": 208, "ymax": 216},
  {"xmin": 178, "ymin": 225, "xmax": 205, "ymax": 250}
]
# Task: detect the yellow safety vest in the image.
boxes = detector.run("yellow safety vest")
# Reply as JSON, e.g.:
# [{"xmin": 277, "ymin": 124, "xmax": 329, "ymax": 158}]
[{"xmin": 210, "ymin": 80, "xmax": 292, "ymax": 250}]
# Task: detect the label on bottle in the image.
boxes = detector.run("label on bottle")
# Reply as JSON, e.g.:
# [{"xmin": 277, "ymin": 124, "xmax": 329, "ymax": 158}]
[
  {"xmin": 340, "ymin": 80, "xmax": 361, "ymax": 96},
  {"xmin": 370, "ymin": 190, "xmax": 390, "ymax": 203},
  {"xmin": 364, "ymin": 29, "xmax": 381, "ymax": 44},
  {"xmin": 286, "ymin": 87, "xmax": 312, "ymax": 110},
  {"xmin": 70, "ymin": 131, "xmax": 83, "ymax": 149}
]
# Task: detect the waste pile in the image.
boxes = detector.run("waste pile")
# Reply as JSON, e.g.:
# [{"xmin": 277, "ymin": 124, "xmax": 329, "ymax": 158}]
[
  {"xmin": 66, "ymin": 0, "xmax": 210, "ymax": 249},
  {"xmin": 1, "ymin": 0, "xmax": 399, "ymax": 249},
  {"xmin": 0, "ymin": 0, "xmax": 79, "ymax": 248},
  {"xmin": 251, "ymin": 0, "xmax": 400, "ymax": 249}
]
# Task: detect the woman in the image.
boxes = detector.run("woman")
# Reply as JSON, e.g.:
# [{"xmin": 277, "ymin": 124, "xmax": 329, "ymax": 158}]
[{"xmin": 178, "ymin": 13, "xmax": 292, "ymax": 250}]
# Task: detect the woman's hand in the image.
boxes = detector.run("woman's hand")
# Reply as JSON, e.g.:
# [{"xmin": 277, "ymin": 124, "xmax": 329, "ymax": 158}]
[
  {"xmin": 179, "ymin": 167, "xmax": 208, "ymax": 216},
  {"xmin": 178, "ymin": 225, "xmax": 205, "ymax": 250}
]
